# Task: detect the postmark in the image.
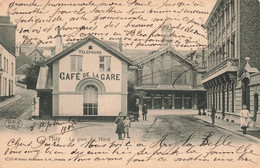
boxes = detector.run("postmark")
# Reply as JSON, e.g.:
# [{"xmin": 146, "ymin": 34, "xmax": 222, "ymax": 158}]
[{"xmin": 4, "ymin": 119, "xmax": 23, "ymax": 130}]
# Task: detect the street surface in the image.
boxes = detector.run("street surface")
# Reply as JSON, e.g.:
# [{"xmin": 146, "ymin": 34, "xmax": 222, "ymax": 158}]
[{"xmin": 0, "ymin": 87, "xmax": 36, "ymax": 119}]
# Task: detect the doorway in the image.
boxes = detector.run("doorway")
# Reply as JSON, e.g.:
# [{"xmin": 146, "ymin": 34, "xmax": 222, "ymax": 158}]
[
  {"xmin": 254, "ymin": 94, "xmax": 258, "ymax": 122},
  {"xmin": 83, "ymin": 85, "xmax": 98, "ymax": 115}
]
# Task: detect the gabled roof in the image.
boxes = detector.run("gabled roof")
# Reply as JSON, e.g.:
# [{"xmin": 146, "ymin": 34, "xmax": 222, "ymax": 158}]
[
  {"xmin": 28, "ymin": 48, "xmax": 45, "ymax": 58},
  {"xmin": 16, "ymin": 53, "xmax": 33, "ymax": 69},
  {"xmin": 135, "ymin": 47, "xmax": 198, "ymax": 67},
  {"xmin": 45, "ymin": 35, "xmax": 133, "ymax": 65}
]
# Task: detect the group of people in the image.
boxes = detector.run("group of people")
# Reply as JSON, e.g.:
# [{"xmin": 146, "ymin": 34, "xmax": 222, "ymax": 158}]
[
  {"xmin": 210, "ymin": 104, "xmax": 252, "ymax": 134},
  {"xmin": 114, "ymin": 104, "xmax": 149, "ymax": 140}
]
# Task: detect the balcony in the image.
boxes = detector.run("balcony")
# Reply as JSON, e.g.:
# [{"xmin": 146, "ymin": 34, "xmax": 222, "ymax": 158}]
[{"xmin": 201, "ymin": 58, "xmax": 239, "ymax": 83}]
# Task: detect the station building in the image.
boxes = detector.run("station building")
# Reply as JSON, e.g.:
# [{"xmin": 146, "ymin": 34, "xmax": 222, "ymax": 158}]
[
  {"xmin": 202, "ymin": 0, "xmax": 260, "ymax": 126},
  {"xmin": 36, "ymin": 35, "xmax": 132, "ymax": 118},
  {"xmin": 131, "ymin": 19, "xmax": 207, "ymax": 110}
]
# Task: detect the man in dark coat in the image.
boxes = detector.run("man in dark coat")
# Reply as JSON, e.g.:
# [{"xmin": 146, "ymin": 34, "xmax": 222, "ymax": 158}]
[
  {"xmin": 211, "ymin": 107, "xmax": 216, "ymax": 125},
  {"xmin": 142, "ymin": 104, "xmax": 148, "ymax": 121}
]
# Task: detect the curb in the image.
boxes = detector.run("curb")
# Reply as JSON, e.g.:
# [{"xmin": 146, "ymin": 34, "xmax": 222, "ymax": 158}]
[
  {"xmin": 194, "ymin": 115, "xmax": 260, "ymax": 143},
  {"xmin": 0, "ymin": 95, "xmax": 22, "ymax": 108}
]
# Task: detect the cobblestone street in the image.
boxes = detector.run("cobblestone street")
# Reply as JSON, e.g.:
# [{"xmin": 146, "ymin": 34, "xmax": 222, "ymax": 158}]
[{"xmin": 0, "ymin": 87, "xmax": 36, "ymax": 119}]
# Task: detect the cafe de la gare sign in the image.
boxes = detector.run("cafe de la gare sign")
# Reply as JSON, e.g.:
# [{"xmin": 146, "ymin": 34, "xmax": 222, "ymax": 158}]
[{"xmin": 59, "ymin": 72, "xmax": 121, "ymax": 81}]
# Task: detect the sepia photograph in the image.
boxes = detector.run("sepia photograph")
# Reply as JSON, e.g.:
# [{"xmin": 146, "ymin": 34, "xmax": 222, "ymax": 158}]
[{"xmin": 0, "ymin": 0, "xmax": 259, "ymax": 167}]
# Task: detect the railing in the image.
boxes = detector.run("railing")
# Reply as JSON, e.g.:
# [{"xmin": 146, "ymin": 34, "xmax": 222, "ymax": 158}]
[{"xmin": 202, "ymin": 58, "xmax": 238, "ymax": 80}]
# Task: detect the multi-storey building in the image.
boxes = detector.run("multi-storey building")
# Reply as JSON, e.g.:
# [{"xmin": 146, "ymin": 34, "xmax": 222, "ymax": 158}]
[
  {"xmin": 202, "ymin": 0, "xmax": 260, "ymax": 125},
  {"xmin": 0, "ymin": 16, "xmax": 16, "ymax": 101}
]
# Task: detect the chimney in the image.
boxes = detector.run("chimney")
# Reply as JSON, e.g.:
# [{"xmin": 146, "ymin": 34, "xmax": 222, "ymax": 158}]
[
  {"xmin": 119, "ymin": 37, "xmax": 123, "ymax": 52},
  {"xmin": 202, "ymin": 47, "xmax": 205, "ymax": 67},
  {"xmin": 55, "ymin": 26, "xmax": 63, "ymax": 55}
]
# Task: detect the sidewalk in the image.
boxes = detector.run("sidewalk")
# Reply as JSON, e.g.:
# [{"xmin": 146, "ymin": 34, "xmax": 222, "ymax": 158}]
[
  {"xmin": 0, "ymin": 95, "xmax": 22, "ymax": 108},
  {"xmin": 195, "ymin": 115, "xmax": 260, "ymax": 143}
]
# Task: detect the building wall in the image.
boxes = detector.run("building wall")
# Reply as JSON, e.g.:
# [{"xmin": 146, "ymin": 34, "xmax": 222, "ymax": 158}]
[
  {"xmin": 0, "ymin": 44, "xmax": 16, "ymax": 97},
  {"xmin": 58, "ymin": 42, "xmax": 122, "ymax": 93},
  {"xmin": 239, "ymin": 0, "xmax": 260, "ymax": 70}
]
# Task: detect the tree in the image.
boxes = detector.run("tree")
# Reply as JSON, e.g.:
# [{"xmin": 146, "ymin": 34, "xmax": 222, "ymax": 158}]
[
  {"xmin": 127, "ymin": 81, "xmax": 145, "ymax": 111},
  {"xmin": 24, "ymin": 61, "xmax": 45, "ymax": 89}
]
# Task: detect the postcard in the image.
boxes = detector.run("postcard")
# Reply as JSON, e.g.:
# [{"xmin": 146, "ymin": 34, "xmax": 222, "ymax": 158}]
[{"xmin": 0, "ymin": 0, "xmax": 259, "ymax": 167}]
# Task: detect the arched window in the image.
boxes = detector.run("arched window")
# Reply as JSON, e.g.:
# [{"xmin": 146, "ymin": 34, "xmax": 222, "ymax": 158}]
[
  {"xmin": 83, "ymin": 85, "xmax": 98, "ymax": 115},
  {"xmin": 153, "ymin": 60, "xmax": 162, "ymax": 84},
  {"xmin": 142, "ymin": 65, "xmax": 152, "ymax": 83},
  {"xmin": 163, "ymin": 55, "xmax": 172, "ymax": 84},
  {"xmin": 242, "ymin": 78, "xmax": 250, "ymax": 110}
]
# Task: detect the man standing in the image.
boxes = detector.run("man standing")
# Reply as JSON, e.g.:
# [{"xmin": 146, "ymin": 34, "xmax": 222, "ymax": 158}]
[
  {"xmin": 211, "ymin": 106, "xmax": 216, "ymax": 125},
  {"xmin": 142, "ymin": 104, "xmax": 148, "ymax": 121}
]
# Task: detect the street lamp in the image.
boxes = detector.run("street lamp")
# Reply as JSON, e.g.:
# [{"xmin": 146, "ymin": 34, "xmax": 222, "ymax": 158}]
[{"xmin": 0, "ymin": 68, "xmax": 4, "ymax": 76}]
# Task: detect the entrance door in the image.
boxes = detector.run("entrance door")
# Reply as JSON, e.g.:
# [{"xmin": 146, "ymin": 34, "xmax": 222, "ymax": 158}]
[
  {"xmin": 254, "ymin": 94, "xmax": 258, "ymax": 122},
  {"xmin": 242, "ymin": 78, "xmax": 250, "ymax": 110},
  {"xmin": 184, "ymin": 96, "xmax": 192, "ymax": 109},
  {"xmin": 83, "ymin": 85, "xmax": 98, "ymax": 115},
  {"xmin": 175, "ymin": 97, "xmax": 182, "ymax": 109},
  {"xmin": 39, "ymin": 92, "xmax": 52, "ymax": 117},
  {"xmin": 164, "ymin": 97, "xmax": 172, "ymax": 109},
  {"xmin": 154, "ymin": 98, "xmax": 162, "ymax": 109}
]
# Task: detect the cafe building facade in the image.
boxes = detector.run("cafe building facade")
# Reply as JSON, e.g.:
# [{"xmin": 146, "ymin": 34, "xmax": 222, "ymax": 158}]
[{"xmin": 36, "ymin": 35, "xmax": 132, "ymax": 118}]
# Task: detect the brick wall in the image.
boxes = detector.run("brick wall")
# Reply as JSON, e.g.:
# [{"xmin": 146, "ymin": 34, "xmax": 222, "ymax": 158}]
[{"xmin": 239, "ymin": 0, "xmax": 260, "ymax": 70}]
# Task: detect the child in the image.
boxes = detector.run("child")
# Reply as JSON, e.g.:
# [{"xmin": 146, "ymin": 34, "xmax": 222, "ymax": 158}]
[
  {"xmin": 240, "ymin": 105, "xmax": 251, "ymax": 134},
  {"xmin": 123, "ymin": 116, "xmax": 131, "ymax": 138},
  {"xmin": 115, "ymin": 112, "xmax": 124, "ymax": 140}
]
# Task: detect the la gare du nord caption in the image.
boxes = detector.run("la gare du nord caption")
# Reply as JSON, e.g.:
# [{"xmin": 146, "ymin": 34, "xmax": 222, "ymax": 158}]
[{"xmin": 59, "ymin": 72, "xmax": 121, "ymax": 80}]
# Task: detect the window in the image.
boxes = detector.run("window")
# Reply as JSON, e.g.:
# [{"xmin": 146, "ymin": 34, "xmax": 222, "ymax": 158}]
[
  {"xmin": 88, "ymin": 46, "xmax": 92, "ymax": 50},
  {"xmin": 226, "ymin": 39, "xmax": 230, "ymax": 58},
  {"xmin": 7, "ymin": 59, "xmax": 8, "ymax": 73},
  {"xmin": 83, "ymin": 85, "xmax": 98, "ymax": 115},
  {"xmin": 71, "ymin": 55, "xmax": 82, "ymax": 72},
  {"xmin": 226, "ymin": 4, "xmax": 230, "ymax": 24},
  {"xmin": 99, "ymin": 56, "xmax": 111, "ymax": 72},
  {"xmin": 142, "ymin": 65, "xmax": 152, "ymax": 83},
  {"xmin": 222, "ymin": 44, "xmax": 225, "ymax": 61},
  {"xmin": 11, "ymin": 63, "xmax": 14, "ymax": 76},
  {"xmin": 231, "ymin": 0, "xmax": 235, "ymax": 17},
  {"xmin": 4, "ymin": 57, "xmax": 6, "ymax": 71},
  {"xmin": 231, "ymin": 34, "xmax": 235, "ymax": 58}
]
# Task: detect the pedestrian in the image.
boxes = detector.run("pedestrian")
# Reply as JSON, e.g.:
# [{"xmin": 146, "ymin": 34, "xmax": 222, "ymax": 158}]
[
  {"xmin": 197, "ymin": 103, "xmax": 201, "ymax": 115},
  {"xmin": 142, "ymin": 104, "xmax": 148, "ymax": 121},
  {"xmin": 240, "ymin": 105, "xmax": 251, "ymax": 134},
  {"xmin": 202, "ymin": 102, "xmax": 206, "ymax": 115},
  {"xmin": 115, "ymin": 112, "xmax": 124, "ymax": 140},
  {"xmin": 123, "ymin": 116, "xmax": 131, "ymax": 138},
  {"xmin": 211, "ymin": 106, "xmax": 216, "ymax": 125}
]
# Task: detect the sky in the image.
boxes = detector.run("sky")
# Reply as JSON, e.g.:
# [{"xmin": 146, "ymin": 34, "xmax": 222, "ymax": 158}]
[{"xmin": 0, "ymin": 0, "xmax": 217, "ymax": 50}]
